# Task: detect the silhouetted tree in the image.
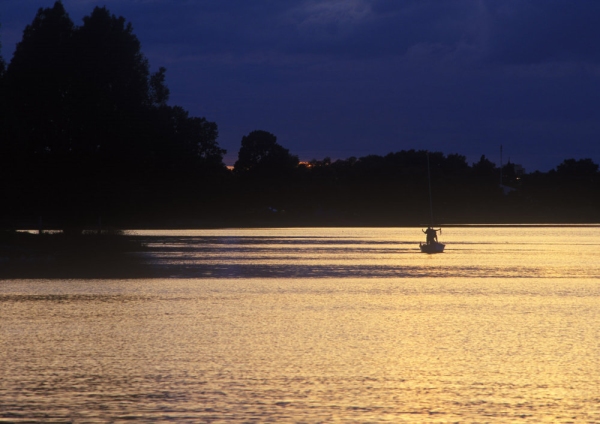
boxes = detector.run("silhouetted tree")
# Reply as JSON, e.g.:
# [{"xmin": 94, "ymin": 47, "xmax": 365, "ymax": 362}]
[
  {"xmin": 150, "ymin": 105, "xmax": 225, "ymax": 172},
  {"xmin": 3, "ymin": 2, "xmax": 75, "ymax": 158},
  {"xmin": 231, "ymin": 131, "xmax": 299, "ymax": 222},
  {"xmin": 500, "ymin": 161, "xmax": 516, "ymax": 184},
  {"xmin": 472, "ymin": 155, "xmax": 497, "ymax": 179},
  {"xmin": 234, "ymin": 130, "xmax": 299, "ymax": 177},
  {"xmin": 556, "ymin": 158, "xmax": 598, "ymax": 179},
  {"xmin": 0, "ymin": 2, "xmax": 226, "ymax": 229},
  {"xmin": 71, "ymin": 5, "xmax": 151, "ymax": 159},
  {"xmin": 1, "ymin": 2, "xmax": 78, "ymax": 228},
  {"xmin": 443, "ymin": 153, "xmax": 470, "ymax": 177},
  {"xmin": 149, "ymin": 66, "xmax": 170, "ymax": 107}
]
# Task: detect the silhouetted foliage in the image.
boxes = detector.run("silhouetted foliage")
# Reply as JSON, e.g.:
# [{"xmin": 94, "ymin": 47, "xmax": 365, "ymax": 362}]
[
  {"xmin": 0, "ymin": 2, "xmax": 226, "ymax": 230},
  {"xmin": 3, "ymin": 2, "xmax": 75, "ymax": 157},
  {"xmin": 556, "ymin": 158, "xmax": 598, "ymax": 179},
  {"xmin": 234, "ymin": 130, "xmax": 299, "ymax": 177},
  {"xmin": 472, "ymin": 155, "xmax": 497, "ymax": 180},
  {"xmin": 150, "ymin": 66, "xmax": 170, "ymax": 107}
]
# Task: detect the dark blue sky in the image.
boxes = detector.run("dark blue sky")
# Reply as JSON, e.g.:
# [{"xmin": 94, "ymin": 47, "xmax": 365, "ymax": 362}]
[{"xmin": 2, "ymin": 0, "xmax": 600, "ymax": 171}]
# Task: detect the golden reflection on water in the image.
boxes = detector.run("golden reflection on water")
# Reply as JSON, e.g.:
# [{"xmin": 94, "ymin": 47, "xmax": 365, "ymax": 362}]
[{"xmin": 1, "ymin": 227, "xmax": 600, "ymax": 422}]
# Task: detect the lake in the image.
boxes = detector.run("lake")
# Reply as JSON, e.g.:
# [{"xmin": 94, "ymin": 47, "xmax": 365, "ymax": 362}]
[{"xmin": 1, "ymin": 227, "xmax": 599, "ymax": 422}]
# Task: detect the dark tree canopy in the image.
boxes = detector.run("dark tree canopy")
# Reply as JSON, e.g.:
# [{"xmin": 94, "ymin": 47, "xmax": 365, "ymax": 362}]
[
  {"xmin": 0, "ymin": 1, "xmax": 226, "ymax": 230},
  {"xmin": 150, "ymin": 67, "xmax": 170, "ymax": 107},
  {"xmin": 234, "ymin": 130, "xmax": 299, "ymax": 176},
  {"xmin": 2, "ymin": 2, "xmax": 156, "ymax": 158},
  {"xmin": 443, "ymin": 154, "xmax": 470, "ymax": 176},
  {"xmin": 76, "ymin": 6, "xmax": 150, "ymax": 109},
  {"xmin": 556, "ymin": 158, "xmax": 599, "ymax": 178},
  {"xmin": 150, "ymin": 105, "xmax": 225, "ymax": 171},
  {"xmin": 472, "ymin": 155, "xmax": 496, "ymax": 174},
  {"xmin": 4, "ymin": 2, "xmax": 75, "ymax": 157}
]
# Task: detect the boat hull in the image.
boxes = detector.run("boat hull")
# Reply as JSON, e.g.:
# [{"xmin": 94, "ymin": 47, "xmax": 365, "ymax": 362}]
[{"xmin": 420, "ymin": 241, "xmax": 445, "ymax": 254}]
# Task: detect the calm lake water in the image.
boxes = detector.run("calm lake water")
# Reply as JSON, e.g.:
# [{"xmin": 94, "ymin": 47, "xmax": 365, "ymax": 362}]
[{"xmin": 1, "ymin": 227, "xmax": 599, "ymax": 422}]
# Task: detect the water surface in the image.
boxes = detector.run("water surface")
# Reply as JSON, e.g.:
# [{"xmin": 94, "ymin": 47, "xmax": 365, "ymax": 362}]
[{"xmin": 1, "ymin": 227, "xmax": 599, "ymax": 422}]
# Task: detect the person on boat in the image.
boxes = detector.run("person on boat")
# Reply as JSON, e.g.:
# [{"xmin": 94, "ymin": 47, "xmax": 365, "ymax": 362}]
[{"xmin": 422, "ymin": 227, "xmax": 440, "ymax": 244}]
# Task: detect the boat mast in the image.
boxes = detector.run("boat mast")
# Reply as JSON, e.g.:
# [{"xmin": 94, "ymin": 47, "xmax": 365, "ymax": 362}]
[{"xmin": 427, "ymin": 151, "xmax": 434, "ymax": 226}]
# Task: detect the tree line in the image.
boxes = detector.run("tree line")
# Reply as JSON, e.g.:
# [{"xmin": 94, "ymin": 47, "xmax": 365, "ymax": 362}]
[{"xmin": 1, "ymin": 2, "xmax": 599, "ymax": 230}]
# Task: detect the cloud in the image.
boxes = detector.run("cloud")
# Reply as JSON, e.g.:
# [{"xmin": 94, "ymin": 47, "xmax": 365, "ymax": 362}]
[
  {"xmin": 287, "ymin": 0, "xmax": 372, "ymax": 30},
  {"xmin": 482, "ymin": 0, "xmax": 600, "ymax": 65}
]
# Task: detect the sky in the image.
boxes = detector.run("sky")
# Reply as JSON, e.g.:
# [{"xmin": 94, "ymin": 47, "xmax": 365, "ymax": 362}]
[{"xmin": 2, "ymin": 0, "xmax": 600, "ymax": 172}]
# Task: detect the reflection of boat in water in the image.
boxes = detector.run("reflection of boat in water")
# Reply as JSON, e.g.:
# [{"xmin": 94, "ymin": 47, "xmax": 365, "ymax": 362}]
[
  {"xmin": 420, "ymin": 152, "xmax": 445, "ymax": 254},
  {"xmin": 420, "ymin": 241, "xmax": 445, "ymax": 254}
]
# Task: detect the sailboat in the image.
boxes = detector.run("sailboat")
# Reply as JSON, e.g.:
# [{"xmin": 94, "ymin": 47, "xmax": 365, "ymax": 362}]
[
  {"xmin": 419, "ymin": 152, "xmax": 445, "ymax": 254},
  {"xmin": 420, "ymin": 233, "xmax": 445, "ymax": 253}
]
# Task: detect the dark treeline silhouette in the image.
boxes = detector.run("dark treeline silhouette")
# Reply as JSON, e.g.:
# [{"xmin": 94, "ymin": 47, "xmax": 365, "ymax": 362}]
[
  {"xmin": 1, "ymin": 2, "xmax": 600, "ymax": 230},
  {"xmin": 227, "ymin": 147, "xmax": 600, "ymax": 226}
]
